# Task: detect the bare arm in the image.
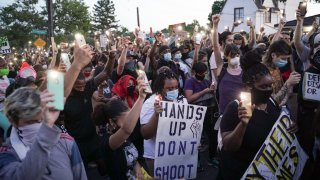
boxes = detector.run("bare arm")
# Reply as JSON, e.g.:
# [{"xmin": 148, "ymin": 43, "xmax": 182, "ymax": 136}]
[
  {"xmin": 192, "ymin": 44, "xmax": 200, "ymax": 66},
  {"xmin": 212, "ymin": 15, "xmax": 223, "ymax": 77},
  {"xmin": 116, "ymin": 47, "xmax": 128, "ymax": 76},
  {"xmin": 222, "ymin": 122, "xmax": 248, "ymax": 152},
  {"xmin": 94, "ymin": 52, "xmax": 116, "ymax": 86},
  {"xmin": 64, "ymin": 44, "xmax": 93, "ymax": 99},
  {"xmin": 109, "ymin": 97, "xmax": 145, "ymax": 150},
  {"xmin": 248, "ymin": 25, "xmax": 256, "ymax": 49},
  {"xmin": 294, "ymin": 10, "xmax": 305, "ymax": 55},
  {"xmin": 149, "ymin": 39, "xmax": 159, "ymax": 70},
  {"xmin": 185, "ymin": 89, "xmax": 212, "ymax": 103},
  {"xmin": 271, "ymin": 19, "xmax": 285, "ymax": 44},
  {"xmin": 140, "ymin": 100, "xmax": 163, "ymax": 140}
]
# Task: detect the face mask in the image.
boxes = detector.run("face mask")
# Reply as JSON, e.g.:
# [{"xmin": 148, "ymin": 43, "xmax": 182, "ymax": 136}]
[
  {"xmin": 230, "ymin": 57, "xmax": 240, "ymax": 66},
  {"xmin": 164, "ymin": 53, "xmax": 172, "ymax": 61},
  {"xmin": 312, "ymin": 50, "xmax": 320, "ymax": 70},
  {"xmin": 127, "ymin": 86, "xmax": 135, "ymax": 97},
  {"xmin": 165, "ymin": 89, "xmax": 179, "ymax": 101},
  {"xmin": 0, "ymin": 68, "xmax": 9, "ymax": 76},
  {"xmin": 251, "ymin": 87, "xmax": 273, "ymax": 105},
  {"xmin": 236, "ymin": 45, "xmax": 241, "ymax": 49},
  {"xmin": 175, "ymin": 53, "xmax": 182, "ymax": 60},
  {"xmin": 274, "ymin": 59, "xmax": 288, "ymax": 68},
  {"xmin": 17, "ymin": 123, "xmax": 42, "ymax": 147},
  {"xmin": 83, "ymin": 71, "xmax": 91, "ymax": 77},
  {"xmin": 182, "ymin": 52, "xmax": 189, "ymax": 60},
  {"xmin": 195, "ymin": 74, "xmax": 205, "ymax": 81},
  {"xmin": 42, "ymin": 65, "xmax": 47, "ymax": 69}
]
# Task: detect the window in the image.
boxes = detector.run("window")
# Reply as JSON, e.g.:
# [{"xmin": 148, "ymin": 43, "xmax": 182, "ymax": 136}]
[
  {"xmin": 264, "ymin": 8, "xmax": 272, "ymax": 23},
  {"xmin": 234, "ymin": 8, "xmax": 244, "ymax": 22}
]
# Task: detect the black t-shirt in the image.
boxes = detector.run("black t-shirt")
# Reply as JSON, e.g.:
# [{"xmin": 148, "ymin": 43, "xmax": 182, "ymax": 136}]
[
  {"xmin": 220, "ymin": 98, "xmax": 281, "ymax": 179},
  {"xmin": 64, "ymin": 78, "xmax": 97, "ymax": 140},
  {"xmin": 104, "ymin": 136, "xmax": 139, "ymax": 180}
]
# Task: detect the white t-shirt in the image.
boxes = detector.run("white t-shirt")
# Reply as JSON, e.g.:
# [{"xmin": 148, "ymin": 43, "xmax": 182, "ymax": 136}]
[
  {"xmin": 209, "ymin": 51, "xmax": 224, "ymax": 70},
  {"xmin": 140, "ymin": 94, "xmax": 187, "ymax": 159}
]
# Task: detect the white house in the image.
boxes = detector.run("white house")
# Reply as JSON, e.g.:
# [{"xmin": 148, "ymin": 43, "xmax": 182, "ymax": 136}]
[{"xmin": 219, "ymin": 0, "xmax": 320, "ymax": 35}]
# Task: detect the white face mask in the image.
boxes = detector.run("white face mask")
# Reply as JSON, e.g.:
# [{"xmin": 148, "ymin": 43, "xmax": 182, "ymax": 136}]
[
  {"xmin": 236, "ymin": 45, "xmax": 241, "ymax": 49},
  {"xmin": 42, "ymin": 65, "xmax": 48, "ymax": 69},
  {"xmin": 230, "ymin": 57, "xmax": 240, "ymax": 66}
]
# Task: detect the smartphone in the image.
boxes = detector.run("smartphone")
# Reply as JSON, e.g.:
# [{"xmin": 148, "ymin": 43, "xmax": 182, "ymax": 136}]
[
  {"xmin": 47, "ymin": 70, "xmax": 64, "ymax": 110},
  {"xmin": 240, "ymin": 92, "xmax": 252, "ymax": 117},
  {"xmin": 75, "ymin": 33, "xmax": 86, "ymax": 47},
  {"xmin": 60, "ymin": 53, "xmax": 71, "ymax": 70},
  {"xmin": 299, "ymin": 1, "xmax": 307, "ymax": 17},
  {"xmin": 316, "ymin": 17, "xmax": 320, "ymax": 26},
  {"xmin": 137, "ymin": 70, "xmax": 152, "ymax": 94}
]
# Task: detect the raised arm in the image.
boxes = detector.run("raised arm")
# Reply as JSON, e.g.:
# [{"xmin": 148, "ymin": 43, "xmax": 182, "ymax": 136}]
[
  {"xmin": 64, "ymin": 44, "xmax": 93, "ymax": 99},
  {"xmin": 248, "ymin": 21, "xmax": 256, "ymax": 49},
  {"xmin": 117, "ymin": 38, "xmax": 129, "ymax": 76},
  {"xmin": 212, "ymin": 15, "xmax": 224, "ymax": 77},
  {"xmin": 231, "ymin": 21, "xmax": 240, "ymax": 33},
  {"xmin": 192, "ymin": 43, "xmax": 201, "ymax": 66},
  {"xmin": 94, "ymin": 52, "xmax": 116, "ymax": 86},
  {"xmin": 109, "ymin": 78, "xmax": 147, "ymax": 150},
  {"xmin": 294, "ymin": 9, "xmax": 305, "ymax": 55},
  {"xmin": 271, "ymin": 18, "xmax": 285, "ymax": 44}
]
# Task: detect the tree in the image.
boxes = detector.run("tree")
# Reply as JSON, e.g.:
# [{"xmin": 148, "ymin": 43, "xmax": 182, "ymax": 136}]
[
  {"xmin": 208, "ymin": 0, "xmax": 225, "ymax": 25},
  {"xmin": 0, "ymin": 0, "xmax": 46, "ymax": 49},
  {"xmin": 92, "ymin": 0, "xmax": 118, "ymax": 32},
  {"xmin": 54, "ymin": 0, "xmax": 91, "ymax": 42}
]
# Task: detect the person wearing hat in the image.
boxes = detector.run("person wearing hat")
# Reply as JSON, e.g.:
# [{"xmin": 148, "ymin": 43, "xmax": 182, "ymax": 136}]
[{"xmin": 294, "ymin": 9, "xmax": 320, "ymax": 178}]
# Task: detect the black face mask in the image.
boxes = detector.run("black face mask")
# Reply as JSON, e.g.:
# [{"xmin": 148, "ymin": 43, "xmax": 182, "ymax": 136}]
[
  {"xmin": 127, "ymin": 86, "xmax": 135, "ymax": 97},
  {"xmin": 251, "ymin": 87, "xmax": 273, "ymax": 105},
  {"xmin": 312, "ymin": 50, "xmax": 320, "ymax": 70},
  {"xmin": 195, "ymin": 74, "xmax": 205, "ymax": 81}
]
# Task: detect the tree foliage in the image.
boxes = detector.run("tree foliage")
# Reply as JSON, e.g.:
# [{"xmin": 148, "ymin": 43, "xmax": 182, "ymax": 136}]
[
  {"xmin": 54, "ymin": 0, "xmax": 91, "ymax": 42},
  {"xmin": 208, "ymin": 0, "xmax": 225, "ymax": 25},
  {"xmin": 92, "ymin": 0, "xmax": 118, "ymax": 32},
  {"xmin": 0, "ymin": 0, "xmax": 46, "ymax": 49}
]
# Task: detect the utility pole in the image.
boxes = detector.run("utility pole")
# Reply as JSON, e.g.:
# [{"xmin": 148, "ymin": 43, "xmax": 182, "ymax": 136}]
[
  {"xmin": 47, "ymin": 0, "xmax": 54, "ymax": 43},
  {"xmin": 137, "ymin": 7, "xmax": 140, "ymax": 27}
]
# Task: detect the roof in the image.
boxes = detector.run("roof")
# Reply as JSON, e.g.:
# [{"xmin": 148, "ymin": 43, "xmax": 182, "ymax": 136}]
[
  {"xmin": 274, "ymin": 14, "xmax": 320, "ymax": 28},
  {"xmin": 220, "ymin": 0, "xmax": 266, "ymax": 12}
]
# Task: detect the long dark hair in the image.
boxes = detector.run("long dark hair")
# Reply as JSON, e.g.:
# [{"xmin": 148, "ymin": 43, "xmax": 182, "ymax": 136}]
[
  {"xmin": 152, "ymin": 68, "xmax": 178, "ymax": 94},
  {"xmin": 92, "ymin": 100, "xmax": 129, "ymax": 128},
  {"xmin": 241, "ymin": 49, "xmax": 271, "ymax": 86}
]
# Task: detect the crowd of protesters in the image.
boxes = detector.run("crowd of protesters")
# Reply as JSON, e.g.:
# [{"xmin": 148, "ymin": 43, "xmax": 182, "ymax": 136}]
[{"xmin": 0, "ymin": 7, "xmax": 319, "ymax": 180}]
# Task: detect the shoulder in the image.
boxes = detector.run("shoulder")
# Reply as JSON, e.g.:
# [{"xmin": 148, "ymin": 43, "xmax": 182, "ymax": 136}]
[
  {"xmin": 0, "ymin": 147, "xmax": 18, "ymax": 169},
  {"xmin": 59, "ymin": 132, "xmax": 75, "ymax": 142}
]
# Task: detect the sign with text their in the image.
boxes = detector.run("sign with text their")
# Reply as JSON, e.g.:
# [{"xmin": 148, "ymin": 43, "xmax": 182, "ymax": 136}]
[
  {"xmin": 302, "ymin": 72, "xmax": 320, "ymax": 102},
  {"xmin": 242, "ymin": 112, "xmax": 308, "ymax": 179},
  {"xmin": 154, "ymin": 101, "xmax": 207, "ymax": 180},
  {"xmin": 0, "ymin": 37, "xmax": 11, "ymax": 54},
  {"xmin": 34, "ymin": 38, "xmax": 46, "ymax": 48}
]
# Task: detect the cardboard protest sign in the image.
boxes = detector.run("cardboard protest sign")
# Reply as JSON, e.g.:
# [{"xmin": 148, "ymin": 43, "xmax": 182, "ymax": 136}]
[
  {"xmin": 154, "ymin": 101, "xmax": 207, "ymax": 180},
  {"xmin": 0, "ymin": 37, "xmax": 11, "ymax": 54},
  {"xmin": 242, "ymin": 112, "xmax": 308, "ymax": 180},
  {"xmin": 302, "ymin": 72, "xmax": 320, "ymax": 102}
]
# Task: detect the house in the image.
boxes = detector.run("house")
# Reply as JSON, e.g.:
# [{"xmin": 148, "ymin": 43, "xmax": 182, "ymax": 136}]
[{"xmin": 218, "ymin": 0, "xmax": 319, "ymax": 35}]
